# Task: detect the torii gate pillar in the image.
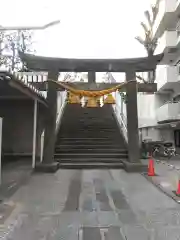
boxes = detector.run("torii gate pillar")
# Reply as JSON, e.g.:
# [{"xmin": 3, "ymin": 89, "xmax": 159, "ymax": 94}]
[
  {"xmin": 35, "ymin": 70, "xmax": 59, "ymax": 172},
  {"xmin": 124, "ymin": 70, "xmax": 146, "ymax": 172}
]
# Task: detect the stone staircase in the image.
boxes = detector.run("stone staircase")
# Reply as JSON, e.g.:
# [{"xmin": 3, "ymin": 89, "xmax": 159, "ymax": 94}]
[{"xmin": 54, "ymin": 104, "xmax": 128, "ymax": 168}]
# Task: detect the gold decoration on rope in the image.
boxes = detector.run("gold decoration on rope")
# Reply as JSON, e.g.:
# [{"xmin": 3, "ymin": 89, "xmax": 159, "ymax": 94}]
[
  {"xmin": 104, "ymin": 94, "xmax": 116, "ymax": 104},
  {"xmin": 86, "ymin": 97, "xmax": 99, "ymax": 108},
  {"xmin": 48, "ymin": 79, "xmax": 135, "ymax": 107},
  {"xmin": 67, "ymin": 92, "xmax": 81, "ymax": 104}
]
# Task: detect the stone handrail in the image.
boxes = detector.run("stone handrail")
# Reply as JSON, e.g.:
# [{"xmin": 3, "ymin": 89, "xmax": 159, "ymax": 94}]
[
  {"xmin": 40, "ymin": 91, "xmax": 67, "ymax": 162},
  {"xmin": 106, "ymin": 73, "xmax": 128, "ymax": 142},
  {"xmin": 112, "ymin": 92, "xmax": 128, "ymax": 143}
]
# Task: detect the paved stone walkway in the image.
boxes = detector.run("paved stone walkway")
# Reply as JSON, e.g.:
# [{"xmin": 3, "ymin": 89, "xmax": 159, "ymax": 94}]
[
  {"xmin": 0, "ymin": 160, "xmax": 32, "ymax": 201},
  {"xmin": 1, "ymin": 169, "xmax": 180, "ymax": 239},
  {"xmin": 142, "ymin": 159, "xmax": 180, "ymax": 192}
]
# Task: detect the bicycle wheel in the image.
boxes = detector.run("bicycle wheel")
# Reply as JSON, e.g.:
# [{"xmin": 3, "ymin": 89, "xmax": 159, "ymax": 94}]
[
  {"xmin": 164, "ymin": 149, "xmax": 171, "ymax": 160},
  {"xmin": 152, "ymin": 149, "xmax": 158, "ymax": 158}
]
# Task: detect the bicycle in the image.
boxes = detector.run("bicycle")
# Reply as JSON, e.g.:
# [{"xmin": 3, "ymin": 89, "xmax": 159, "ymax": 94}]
[{"xmin": 152, "ymin": 143, "xmax": 176, "ymax": 160}]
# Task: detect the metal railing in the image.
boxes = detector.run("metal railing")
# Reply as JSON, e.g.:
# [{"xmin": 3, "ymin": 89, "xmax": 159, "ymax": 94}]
[{"xmin": 16, "ymin": 72, "xmax": 76, "ymax": 83}]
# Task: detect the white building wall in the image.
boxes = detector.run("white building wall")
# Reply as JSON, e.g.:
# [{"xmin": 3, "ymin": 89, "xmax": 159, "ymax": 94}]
[
  {"xmin": 138, "ymin": 94, "xmax": 157, "ymax": 128},
  {"xmin": 137, "ymin": 93, "xmax": 175, "ymax": 142},
  {"xmin": 141, "ymin": 127, "xmax": 160, "ymax": 141},
  {"xmin": 141, "ymin": 127, "xmax": 174, "ymax": 143},
  {"xmin": 137, "ymin": 93, "xmax": 169, "ymax": 128},
  {"xmin": 166, "ymin": 0, "xmax": 177, "ymax": 11}
]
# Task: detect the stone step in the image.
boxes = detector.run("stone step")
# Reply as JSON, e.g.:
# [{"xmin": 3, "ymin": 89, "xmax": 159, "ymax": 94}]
[
  {"xmin": 56, "ymin": 158, "xmax": 124, "ymax": 163},
  {"xmin": 59, "ymin": 126, "xmax": 118, "ymax": 128},
  {"xmin": 58, "ymin": 162, "xmax": 124, "ymax": 169},
  {"xmin": 57, "ymin": 140, "xmax": 124, "ymax": 144},
  {"xmin": 59, "ymin": 132, "xmax": 121, "ymax": 135},
  {"xmin": 56, "ymin": 141, "xmax": 125, "ymax": 146},
  {"xmin": 55, "ymin": 148, "xmax": 127, "ymax": 153},
  {"xmin": 55, "ymin": 104, "xmax": 128, "ymax": 167},
  {"xmin": 60, "ymin": 132, "xmax": 119, "ymax": 134},
  {"xmin": 57, "ymin": 137, "xmax": 124, "ymax": 141},
  {"xmin": 58, "ymin": 136, "xmax": 122, "ymax": 139},
  {"xmin": 57, "ymin": 137, "xmax": 115, "ymax": 140},
  {"xmin": 55, "ymin": 144, "xmax": 124, "ymax": 148},
  {"xmin": 54, "ymin": 153, "xmax": 128, "ymax": 158},
  {"xmin": 59, "ymin": 131, "xmax": 119, "ymax": 134}
]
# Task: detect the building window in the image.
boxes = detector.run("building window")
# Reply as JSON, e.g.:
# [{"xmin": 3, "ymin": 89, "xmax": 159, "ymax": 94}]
[{"xmin": 145, "ymin": 128, "xmax": 148, "ymax": 137}]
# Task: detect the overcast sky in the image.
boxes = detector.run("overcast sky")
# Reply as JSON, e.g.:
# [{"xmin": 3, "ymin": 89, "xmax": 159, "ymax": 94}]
[{"xmin": 0, "ymin": 0, "xmax": 152, "ymax": 58}]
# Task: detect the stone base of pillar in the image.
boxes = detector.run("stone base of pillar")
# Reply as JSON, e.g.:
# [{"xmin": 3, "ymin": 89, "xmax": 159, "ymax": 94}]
[
  {"xmin": 122, "ymin": 160, "xmax": 148, "ymax": 173},
  {"xmin": 35, "ymin": 162, "xmax": 60, "ymax": 173}
]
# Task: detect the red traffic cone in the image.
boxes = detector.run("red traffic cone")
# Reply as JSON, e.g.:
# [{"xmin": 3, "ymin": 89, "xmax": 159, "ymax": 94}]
[
  {"xmin": 176, "ymin": 180, "xmax": 180, "ymax": 196},
  {"xmin": 148, "ymin": 158, "xmax": 155, "ymax": 176}
]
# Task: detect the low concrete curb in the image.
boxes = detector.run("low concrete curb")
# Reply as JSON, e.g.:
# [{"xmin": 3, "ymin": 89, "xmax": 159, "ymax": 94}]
[
  {"xmin": 35, "ymin": 162, "xmax": 60, "ymax": 173},
  {"xmin": 122, "ymin": 160, "xmax": 148, "ymax": 173}
]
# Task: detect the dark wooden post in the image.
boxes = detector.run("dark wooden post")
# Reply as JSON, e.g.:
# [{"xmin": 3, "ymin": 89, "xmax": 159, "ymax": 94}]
[
  {"xmin": 36, "ymin": 70, "xmax": 59, "ymax": 172},
  {"xmin": 88, "ymin": 71, "xmax": 96, "ymax": 83},
  {"xmin": 126, "ymin": 70, "xmax": 140, "ymax": 163}
]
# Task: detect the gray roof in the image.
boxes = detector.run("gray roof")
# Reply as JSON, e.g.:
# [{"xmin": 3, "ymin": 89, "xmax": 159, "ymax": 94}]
[
  {"xmin": 0, "ymin": 71, "xmax": 47, "ymax": 106},
  {"xmin": 19, "ymin": 52, "xmax": 164, "ymax": 72}
]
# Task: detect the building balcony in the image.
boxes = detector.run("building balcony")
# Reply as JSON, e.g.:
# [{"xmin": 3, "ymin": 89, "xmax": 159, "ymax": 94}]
[
  {"xmin": 155, "ymin": 31, "xmax": 179, "ymax": 64},
  {"xmin": 156, "ymin": 65, "xmax": 179, "ymax": 91},
  {"xmin": 155, "ymin": 31, "xmax": 177, "ymax": 54},
  {"xmin": 156, "ymin": 102, "xmax": 180, "ymax": 123},
  {"xmin": 176, "ymin": 0, "xmax": 180, "ymax": 13},
  {"xmin": 153, "ymin": 0, "xmax": 177, "ymax": 39}
]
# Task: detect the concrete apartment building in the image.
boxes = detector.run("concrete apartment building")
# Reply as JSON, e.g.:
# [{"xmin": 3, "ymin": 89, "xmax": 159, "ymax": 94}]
[{"xmin": 136, "ymin": 0, "xmax": 180, "ymax": 149}]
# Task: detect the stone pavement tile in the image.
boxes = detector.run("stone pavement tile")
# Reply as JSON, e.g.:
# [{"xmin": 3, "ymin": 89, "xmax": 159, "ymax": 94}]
[
  {"xmin": 96, "ymin": 190, "xmax": 112, "ymax": 211},
  {"xmin": 6, "ymin": 212, "xmax": 79, "ymax": 240},
  {"xmin": 45, "ymin": 211, "xmax": 98, "ymax": 228},
  {"xmin": 21, "ymin": 199, "xmax": 66, "ymax": 215},
  {"xmin": 118, "ymin": 209, "xmax": 142, "ymax": 226},
  {"xmin": 104, "ymin": 180, "xmax": 122, "ymax": 191},
  {"xmin": 63, "ymin": 178, "xmax": 81, "ymax": 211},
  {"xmin": 49, "ymin": 226, "xmax": 79, "ymax": 240},
  {"xmin": 153, "ymin": 227, "xmax": 180, "ymax": 240},
  {"xmin": 0, "ymin": 202, "xmax": 16, "ymax": 225},
  {"xmin": 110, "ymin": 190, "xmax": 130, "ymax": 210},
  {"xmin": 104, "ymin": 226, "xmax": 125, "ymax": 240},
  {"xmin": 81, "ymin": 199, "xmax": 94, "ymax": 211},
  {"xmin": 0, "ymin": 161, "xmax": 32, "ymax": 200},
  {"xmin": 80, "ymin": 181, "xmax": 96, "ymax": 211},
  {"xmin": 94, "ymin": 178, "xmax": 113, "ymax": 211},
  {"xmin": 80, "ymin": 211, "xmax": 99, "ymax": 227},
  {"xmin": 111, "ymin": 170, "xmax": 178, "ymax": 211},
  {"xmin": 97, "ymin": 211, "xmax": 119, "ymax": 227},
  {"xmin": 7, "ymin": 214, "xmax": 79, "ymax": 240},
  {"xmin": 121, "ymin": 226, "xmax": 154, "ymax": 240},
  {"xmin": 143, "ymin": 208, "xmax": 180, "ymax": 229},
  {"xmin": 81, "ymin": 227, "xmax": 101, "ymax": 240},
  {"xmin": 45, "ymin": 212, "xmax": 83, "ymax": 228},
  {"xmin": 93, "ymin": 178, "xmax": 104, "ymax": 192}
]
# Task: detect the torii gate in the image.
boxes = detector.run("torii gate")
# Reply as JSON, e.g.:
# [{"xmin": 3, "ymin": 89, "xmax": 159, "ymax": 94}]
[{"xmin": 20, "ymin": 52, "xmax": 163, "ymax": 172}]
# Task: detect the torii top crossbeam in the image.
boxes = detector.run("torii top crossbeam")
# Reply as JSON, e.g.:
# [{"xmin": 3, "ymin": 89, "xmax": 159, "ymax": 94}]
[{"xmin": 20, "ymin": 52, "xmax": 163, "ymax": 72}]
